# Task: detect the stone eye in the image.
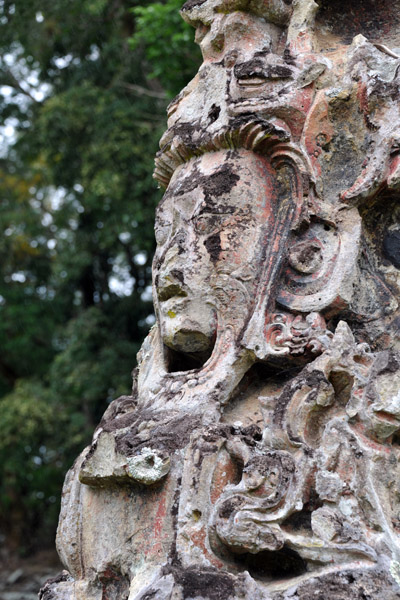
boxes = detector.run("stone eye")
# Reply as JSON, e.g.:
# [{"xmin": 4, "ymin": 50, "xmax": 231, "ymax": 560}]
[
  {"xmin": 192, "ymin": 214, "xmax": 217, "ymax": 234},
  {"xmin": 193, "ymin": 210, "xmax": 231, "ymax": 235},
  {"xmin": 155, "ymin": 223, "xmax": 171, "ymax": 246}
]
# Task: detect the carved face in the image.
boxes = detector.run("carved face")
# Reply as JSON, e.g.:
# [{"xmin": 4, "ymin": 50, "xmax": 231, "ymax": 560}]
[{"xmin": 153, "ymin": 149, "xmax": 279, "ymax": 357}]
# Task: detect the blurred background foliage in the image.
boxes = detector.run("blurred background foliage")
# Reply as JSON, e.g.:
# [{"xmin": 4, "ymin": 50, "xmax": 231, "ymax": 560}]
[{"xmin": 0, "ymin": 0, "xmax": 201, "ymax": 555}]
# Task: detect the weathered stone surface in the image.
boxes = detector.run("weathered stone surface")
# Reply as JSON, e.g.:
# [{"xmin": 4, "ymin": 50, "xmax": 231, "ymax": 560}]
[{"xmin": 42, "ymin": 0, "xmax": 400, "ymax": 598}]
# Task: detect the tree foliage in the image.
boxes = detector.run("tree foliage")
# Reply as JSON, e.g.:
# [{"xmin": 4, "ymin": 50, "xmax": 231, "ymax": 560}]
[{"xmin": 0, "ymin": 0, "xmax": 200, "ymax": 553}]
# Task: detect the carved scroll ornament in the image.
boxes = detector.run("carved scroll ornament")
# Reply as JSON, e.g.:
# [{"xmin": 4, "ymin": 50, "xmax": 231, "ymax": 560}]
[{"xmin": 42, "ymin": 1, "xmax": 400, "ymax": 599}]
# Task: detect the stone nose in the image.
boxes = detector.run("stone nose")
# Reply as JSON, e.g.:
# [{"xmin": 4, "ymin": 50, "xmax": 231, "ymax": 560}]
[{"xmin": 155, "ymin": 229, "xmax": 188, "ymax": 292}]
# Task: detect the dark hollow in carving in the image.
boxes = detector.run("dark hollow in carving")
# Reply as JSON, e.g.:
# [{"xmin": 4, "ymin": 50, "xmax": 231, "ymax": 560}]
[
  {"xmin": 166, "ymin": 343, "xmax": 215, "ymax": 373},
  {"xmin": 234, "ymin": 546, "xmax": 307, "ymax": 582},
  {"xmin": 316, "ymin": 0, "xmax": 400, "ymax": 45},
  {"xmin": 383, "ymin": 229, "xmax": 400, "ymax": 269}
]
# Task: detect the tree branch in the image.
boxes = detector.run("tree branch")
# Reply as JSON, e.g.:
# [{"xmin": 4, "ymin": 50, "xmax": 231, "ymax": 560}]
[
  {"xmin": 118, "ymin": 81, "xmax": 166, "ymax": 99},
  {"xmin": 0, "ymin": 68, "xmax": 39, "ymax": 102}
]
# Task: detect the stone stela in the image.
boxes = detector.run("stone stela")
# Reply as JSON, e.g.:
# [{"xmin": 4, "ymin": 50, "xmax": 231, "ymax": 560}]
[{"xmin": 41, "ymin": 1, "xmax": 400, "ymax": 598}]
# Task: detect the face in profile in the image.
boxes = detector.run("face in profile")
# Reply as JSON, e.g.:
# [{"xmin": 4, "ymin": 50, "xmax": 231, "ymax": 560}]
[{"xmin": 153, "ymin": 148, "xmax": 279, "ymax": 360}]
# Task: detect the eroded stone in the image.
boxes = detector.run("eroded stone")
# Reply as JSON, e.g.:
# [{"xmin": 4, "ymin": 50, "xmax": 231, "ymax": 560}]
[{"xmin": 42, "ymin": 0, "xmax": 400, "ymax": 598}]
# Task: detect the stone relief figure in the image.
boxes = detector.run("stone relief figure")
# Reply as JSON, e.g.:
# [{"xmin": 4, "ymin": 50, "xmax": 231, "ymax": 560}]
[{"xmin": 41, "ymin": 0, "xmax": 400, "ymax": 598}]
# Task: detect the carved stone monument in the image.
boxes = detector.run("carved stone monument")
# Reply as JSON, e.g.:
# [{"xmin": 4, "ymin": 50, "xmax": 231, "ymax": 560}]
[{"xmin": 41, "ymin": 0, "xmax": 400, "ymax": 598}]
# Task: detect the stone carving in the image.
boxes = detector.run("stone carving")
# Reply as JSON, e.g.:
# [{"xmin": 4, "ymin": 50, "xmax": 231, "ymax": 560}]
[{"xmin": 42, "ymin": 0, "xmax": 400, "ymax": 598}]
